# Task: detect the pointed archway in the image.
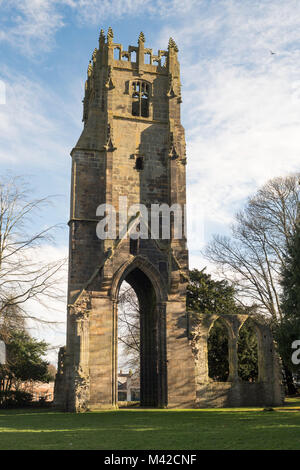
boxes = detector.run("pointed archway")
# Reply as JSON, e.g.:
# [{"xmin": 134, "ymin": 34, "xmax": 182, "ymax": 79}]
[{"xmin": 112, "ymin": 256, "xmax": 168, "ymax": 407}]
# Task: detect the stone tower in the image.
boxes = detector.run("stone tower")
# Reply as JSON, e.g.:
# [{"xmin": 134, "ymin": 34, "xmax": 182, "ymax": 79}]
[{"xmin": 55, "ymin": 29, "xmax": 196, "ymax": 411}]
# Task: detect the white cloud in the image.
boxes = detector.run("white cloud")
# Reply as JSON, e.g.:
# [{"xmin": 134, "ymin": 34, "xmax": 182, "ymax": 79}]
[
  {"xmin": 24, "ymin": 244, "xmax": 68, "ymax": 365},
  {"xmin": 0, "ymin": 0, "xmax": 65, "ymax": 55},
  {"xmin": 63, "ymin": 0, "xmax": 200, "ymax": 23},
  {"xmin": 0, "ymin": 69, "xmax": 81, "ymax": 167},
  {"xmin": 2, "ymin": 0, "xmax": 300, "ymax": 284},
  {"xmin": 160, "ymin": 1, "xmax": 300, "ymax": 254},
  {"xmin": 0, "ymin": 79, "xmax": 5, "ymax": 104},
  {"xmin": 0, "ymin": 0, "xmax": 202, "ymax": 55}
]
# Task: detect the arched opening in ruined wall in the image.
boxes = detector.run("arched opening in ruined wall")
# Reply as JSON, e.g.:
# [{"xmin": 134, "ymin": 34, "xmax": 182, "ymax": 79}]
[
  {"xmin": 115, "ymin": 264, "xmax": 167, "ymax": 407},
  {"xmin": 237, "ymin": 319, "xmax": 259, "ymax": 382},
  {"xmin": 207, "ymin": 318, "xmax": 229, "ymax": 382}
]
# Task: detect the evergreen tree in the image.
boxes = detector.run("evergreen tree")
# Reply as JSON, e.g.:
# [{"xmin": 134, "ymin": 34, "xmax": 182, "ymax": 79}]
[
  {"xmin": 187, "ymin": 269, "xmax": 240, "ymax": 315},
  {"xmin": 0, "ymin": 330, "xmax": 50, "ymax": 395},
  {"xmin": 237, "ymin": 321, "xmax": 258, "ymax": 382},
  {"xmin": 281, "ymin": 221, "xmax": 300, "ymax": 323},
  {"xmin": 274, "ymin": 218, "xmax": 300, "ymax": 391},
  {"xmin": 207, "ymin": 319, "xmax": 229, "ymax": 382}
]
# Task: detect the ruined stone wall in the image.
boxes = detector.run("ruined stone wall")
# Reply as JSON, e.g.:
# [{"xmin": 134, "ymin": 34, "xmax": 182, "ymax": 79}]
[{"xmin": 190, "ymin": 313, "xmax": 284, "ymax": 407}]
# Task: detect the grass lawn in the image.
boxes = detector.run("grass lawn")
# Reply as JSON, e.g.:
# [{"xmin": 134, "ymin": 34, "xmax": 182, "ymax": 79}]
[{"xmin": 0, "ymin": 398, "xmax": 299, "ymax": 450}]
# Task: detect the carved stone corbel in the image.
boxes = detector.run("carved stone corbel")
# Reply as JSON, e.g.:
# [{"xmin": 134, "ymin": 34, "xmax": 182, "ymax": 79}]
[
  {"xmin": 68, "ymin": 291, "xmax": 92, "ymax": 319},
  {"xmin": 103, "ymin": 123, "xmax": 117, "ymax": 151},
  {"xmin": 168, "ymin": 132, "xmax": 179, "ymax": 159},
  {"xmin": 105, "ymin": 66, "xmax": 115, "ymax": 90},
  {"xmin": 166, "ymin": 73, "xmax": 177, "ymax": 98}
]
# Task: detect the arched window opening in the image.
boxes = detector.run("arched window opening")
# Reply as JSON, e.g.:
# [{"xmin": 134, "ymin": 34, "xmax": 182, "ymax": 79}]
[
  {"xmin": 144, "ymin": 53, "xmax": 151, "ymax": 64},
  {"xmin": 117, "ymin": 266, "xmax": 161, "ymax": 407},
  {"xmin": 207, "ymin": 318, "xmax": 229, "ymax": 382},
  {"xmin": 118, "ymin": 281, "xmax": 140, "ymax": 403},
  {"xmin": 132, "ymin": 92, "xmax": 139, "ymax": 116},
  {"xmin": 131, "ymin": 51, "xmax": 137, "ymax": 63},
  {"xmin": 114, "ymin": 47, "xmax": 120, "ymax": 60},
  {"xmin": 237, "ymin": 320, "xmax": 259, "ymax": 382},
  {"xmin": 122, "ymin": 54, "xmax": 129, "ymax": 61},
  {"xmin": 132, "ymin": 81, "xmax": 149, "ymax": 118},
  {"xmin": 141, "ymin": 93, "xmax": 148, "ymax": 117},
  {"xmin": 161, "ymin": 55, "xmax": 166, "ymax": 67}
]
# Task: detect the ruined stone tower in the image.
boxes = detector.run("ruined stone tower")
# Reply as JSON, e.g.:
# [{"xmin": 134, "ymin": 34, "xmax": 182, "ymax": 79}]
[
  {"xmin": 54, "ymin": 29, "xmax": 283, "ymax": 412},
  {"xmin": 55, "ymin": 30, "xmax": 196, "ymax": 411}
]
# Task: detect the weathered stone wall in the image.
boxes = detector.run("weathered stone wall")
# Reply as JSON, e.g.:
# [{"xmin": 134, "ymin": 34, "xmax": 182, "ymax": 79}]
[
  {"xmin": 53, "ymin": 346, "xmax": 67, "ymax": 409},
  {"xmin": 191, "ymin": 313, "xmax": 284, "ymax": 407}
]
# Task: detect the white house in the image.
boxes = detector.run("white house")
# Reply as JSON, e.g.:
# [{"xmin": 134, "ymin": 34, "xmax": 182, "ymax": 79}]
[
  {"xmin": 0, "ymin": 340, "xmax": 6, "ymax": 364},
  {"xmin": 118, "ymin": 370, "xmax": 140, "ymax": 402}
]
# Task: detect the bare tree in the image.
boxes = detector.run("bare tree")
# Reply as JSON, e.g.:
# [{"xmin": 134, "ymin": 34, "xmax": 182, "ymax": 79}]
[
  {"xmin": 0, "ymin": 174, "xmax": 66, "ymax": 328},
  {"xmin": 205, "ymin": 174, "xmax": 300, "ymax": 394},
  {"xmin": 205, "ymin": 174, "xmax": 300, "ymax": 322},
  {"xmin": 118, "ymin": 282, "xmax": 140, "ymax": 372}
]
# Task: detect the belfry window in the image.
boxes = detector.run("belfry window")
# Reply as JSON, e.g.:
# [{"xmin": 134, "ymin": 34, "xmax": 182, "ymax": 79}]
[{"xmin": 132, "ymin": 81, "xmax": 149, "ymax": 118}]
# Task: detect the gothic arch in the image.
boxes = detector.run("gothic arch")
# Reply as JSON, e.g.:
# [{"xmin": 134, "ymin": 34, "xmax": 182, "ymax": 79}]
[
  {"xmin": 110, "ymin": 255, "xmax": 168, "ymax": 304},
  {"xmin": 111, "ymin": 255, "xmax": 168, "ymax": 407},
  {"xmin": 207, "ymin": 316, "xmax": 231, "ymax": 382},
  {"xmin": 208, "ymin": 315, "xmax": 234, "ymax": 340}
]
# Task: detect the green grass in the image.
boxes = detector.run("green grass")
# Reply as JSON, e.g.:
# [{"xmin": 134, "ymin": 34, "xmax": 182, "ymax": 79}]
[{"xmin": 0, "ymin": 399, "xmax": 299, "ymax": 450}]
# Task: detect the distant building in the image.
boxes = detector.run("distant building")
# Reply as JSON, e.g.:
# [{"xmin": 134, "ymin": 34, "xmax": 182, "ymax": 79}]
[
  {"xmin": 118, "ymin": 370, "xmax": 140, "ymax": 402},
  {"xmin": 0, "ymin": 340, "xmax": 5, "ymax": 364}
]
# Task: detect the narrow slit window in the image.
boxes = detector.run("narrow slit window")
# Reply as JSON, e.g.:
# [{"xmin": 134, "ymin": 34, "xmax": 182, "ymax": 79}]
[{"xmin": 135, "ymin": 156, "xmax": 144, "ymax": 170}]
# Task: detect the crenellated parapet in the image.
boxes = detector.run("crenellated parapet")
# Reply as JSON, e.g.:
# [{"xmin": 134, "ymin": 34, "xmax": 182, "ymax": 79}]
[{"xmin": 81, "ymin": 28, "xmax": 178, "ymax": 124}]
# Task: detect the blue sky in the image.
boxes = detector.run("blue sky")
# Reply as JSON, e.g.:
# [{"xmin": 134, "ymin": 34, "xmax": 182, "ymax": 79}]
[{"xmin": 1, "ymin": 0, "xmax": 300, "ymax": 363}]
